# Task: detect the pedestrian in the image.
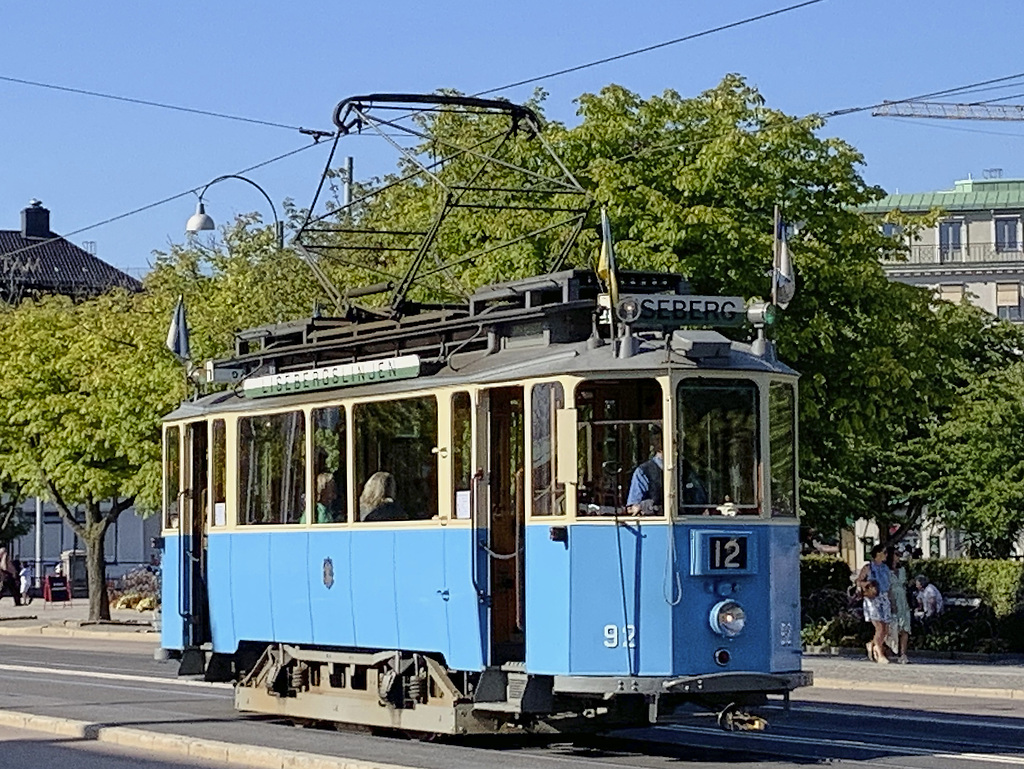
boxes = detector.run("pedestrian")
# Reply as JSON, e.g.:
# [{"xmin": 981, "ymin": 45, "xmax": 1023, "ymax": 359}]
[
  {"xmin": 19, "ymin": 560, "xmax": 32, "ymax": 605},
  {"xmin": 857, "ymin": 544, "xmax": 891, "ymax": 663},
  {"xmin": 914, "ymin": 575, "xmax": 944, "ymax": 618},
  {"xmin": 0, "ymin": 546, "xmax": 22, "ymax": 606},
  {"xmin": 885, "ymin": 546, "xmax": 911, "ymax": 663}
]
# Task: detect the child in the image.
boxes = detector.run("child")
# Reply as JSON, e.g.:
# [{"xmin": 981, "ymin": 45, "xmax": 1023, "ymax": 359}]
[{"xmin": 19, "ymin": 561, "xmax": 32, "ymax": 605}]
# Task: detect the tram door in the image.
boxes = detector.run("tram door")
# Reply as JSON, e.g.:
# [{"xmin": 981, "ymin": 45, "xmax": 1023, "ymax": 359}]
[
  {"xmin": 479, "ymin": 387, "xmax": 526, "ymax": 665},
  {"xmin": 182, "ymin": 421, "xmax": 210, "ymax": 654}
]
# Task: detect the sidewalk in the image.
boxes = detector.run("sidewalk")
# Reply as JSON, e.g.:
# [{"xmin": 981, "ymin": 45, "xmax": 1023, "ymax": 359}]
[
  {"xmin": 804, "ymin": 651, "xmax": 1024, "ymax": 699},
  {"xmin": 0, "ymin": 598, "xmax": 159, "ymax": 642}
]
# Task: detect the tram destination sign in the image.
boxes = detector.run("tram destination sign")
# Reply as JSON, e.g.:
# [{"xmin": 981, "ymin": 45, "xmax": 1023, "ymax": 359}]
[
  {"xmin": 242, "ymin": 354, "xmax": 421, "ymax": 398},
  {"xmin": 616, "ymin": 294, "xmax": 746, "ymax": 328}
]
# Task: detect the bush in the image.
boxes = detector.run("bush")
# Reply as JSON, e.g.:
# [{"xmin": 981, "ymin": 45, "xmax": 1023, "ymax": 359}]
[
  {"xmin": 109, "ymin": 567, "xmax": 160, "ymax": 611},
  {"xmin": 909, "ymin": 558, "xmax": 1024, "ymax": 618},
  {"xmin": 800, "ymin": 555, "xmax": 852, "ymax": 597}
]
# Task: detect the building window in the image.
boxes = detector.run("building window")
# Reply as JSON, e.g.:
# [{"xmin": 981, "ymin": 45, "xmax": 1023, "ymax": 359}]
[
  {"xmin": 938, "ymin": 284, "xmax": 964, "ymax": 303},
  {"xmin": 928, "ymin": 534, "xmax": 941, "ymax": 558},
  {"xmin": 997, "ymin": 283, "xmax": 1021, "ymax": 321},
  {"xmin": 881, "ymin": 222, "xmax": 904, "ymax": 239},
  {"xmin": 939, "ymin": 221, "xmax": 962, "ymax": 261},
  {"xmin": 995, "ymin": 218, "xmax": 1019, "ymax": 252}
]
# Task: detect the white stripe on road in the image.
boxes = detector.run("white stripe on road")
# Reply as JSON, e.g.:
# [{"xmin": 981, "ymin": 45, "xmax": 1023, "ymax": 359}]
[
  {"xmin": 795, "ymin": 703, "xmax": 1024, "ymax": 732},
  {"xmin": 664, "ymin": 723, "xmax": 1024, "ymax": 765},
  {"xmin": 0, "ymin": 663, "xmax": 231, "ymax": 690}
]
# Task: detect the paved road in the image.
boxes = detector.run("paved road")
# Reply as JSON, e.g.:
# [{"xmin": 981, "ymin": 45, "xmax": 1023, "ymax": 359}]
[
  {"xmin": 2, "ymin": 632, "xmax": 1024, "ymax": 769},
  {"xmin": 3, "ymin": 603, "xmax": 1024, "ymax": 768}
]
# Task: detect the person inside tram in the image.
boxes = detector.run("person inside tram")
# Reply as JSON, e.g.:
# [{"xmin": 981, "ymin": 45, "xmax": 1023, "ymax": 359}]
[
  {"xmin": 626, "ymin": 431, "xmax": 663, "ymax": 515},
  {"xmin": 360, "ymin": 472, "xmax": 408, "ymax": 522},
  {"xmin": 314, "ymin": 472, "xmax": 342, "ymax": 523}
]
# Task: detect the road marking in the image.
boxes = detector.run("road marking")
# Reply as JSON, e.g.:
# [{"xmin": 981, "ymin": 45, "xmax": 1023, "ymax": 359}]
[
  {"xmin": 795, "ymin": 703, "xmax": 1024, "ymax": 731},
  {"xmin": 664, "ymin": 723, "xmax": 1024, "ymax": 765},
  {"xmin": 0, "ymin": 663, "xmax": 231, "ymax": 690}
]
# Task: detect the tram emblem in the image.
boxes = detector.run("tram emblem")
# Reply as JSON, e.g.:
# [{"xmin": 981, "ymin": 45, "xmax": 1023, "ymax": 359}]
[{"xmin": 323, "ymin": 557, "xmax": 335, "ymax": 589}]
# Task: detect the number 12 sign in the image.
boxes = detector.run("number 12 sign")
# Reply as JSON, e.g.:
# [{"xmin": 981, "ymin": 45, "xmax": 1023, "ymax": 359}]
[{"xmin": 690, "ymin": 530, "xmax": 757, "ymax": 576}]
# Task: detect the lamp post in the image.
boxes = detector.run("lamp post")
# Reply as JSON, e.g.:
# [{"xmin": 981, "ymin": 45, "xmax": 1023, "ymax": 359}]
[{"xmin": 185, "ymin": 174, "xmax": 284, "ymax": 249}]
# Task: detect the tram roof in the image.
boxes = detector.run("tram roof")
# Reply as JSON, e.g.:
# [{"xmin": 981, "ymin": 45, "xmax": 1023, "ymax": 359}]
[{"xmin": 166, "ymin": 329, "xmax": 795, "ymax": 420}]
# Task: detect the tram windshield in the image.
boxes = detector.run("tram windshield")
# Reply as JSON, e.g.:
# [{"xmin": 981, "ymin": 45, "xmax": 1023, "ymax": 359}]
[
  {"xmin": 576, "ymin": 379, "xmax": 663, "ymax": 516},
  {"xmin": 677, "ymin": 379, "xmax": 759, "ymax": 516}
]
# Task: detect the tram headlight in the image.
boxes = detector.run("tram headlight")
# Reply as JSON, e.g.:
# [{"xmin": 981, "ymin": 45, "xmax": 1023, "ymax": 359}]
[{"xmin": 710, "ymin": 600, "xmax": 746, "ymax": 638}]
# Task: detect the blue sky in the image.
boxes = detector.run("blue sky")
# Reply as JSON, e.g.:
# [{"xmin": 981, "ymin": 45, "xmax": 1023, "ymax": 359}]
[{"xmin": 2, "ymin": 0, "xmax": 1023, "ymax": 275}]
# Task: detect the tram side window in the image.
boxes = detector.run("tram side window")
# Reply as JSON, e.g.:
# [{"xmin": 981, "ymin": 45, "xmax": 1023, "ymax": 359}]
[
  {"xmin": 311, "ymin": 406, "xmax": 347, "ymax": 524},
  {"xmin": 575, "ymin": 379, "xmax": 663, "ymax": 516},
  {"xmin": 238, "ymin": 411, "xmax": 306, "ymax": 525},
  {"xmin": 164, "ymin": 426, "xmax": 180, "ymax": 529},
  {"xmin": 211, "ymin": 420, "xmax": 227, "ymax": 526},
  {"xmin": 531, "ymin": 382, "xmax": 565, "ymax": 516},
  {"xmin": 769, "ymin": 383, "xmax": 797, "ymax": 517},
  {"xmin": 452, "ymin": 393, "xmax": 472, "ymax": 519},
  {"xmin": 677, "ymin": 379, "xmax": 759, "ymax": 515},
  {"xmin": 354, "ymin": 396, "xmax": 438, "ymax": 522}
]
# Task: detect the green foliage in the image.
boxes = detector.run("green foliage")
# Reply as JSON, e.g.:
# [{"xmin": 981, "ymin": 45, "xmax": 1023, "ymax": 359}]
[
  {"xmin": 800, "ymin": 555, "xmax": 852, "ymax": 597},
  {"xmin": 931, "ymin": 363, "xmax": 1024, "ymax": 557},
  {"xmin": 909, "ymin": 558, "xmax": 1024, "ymax": 618}
]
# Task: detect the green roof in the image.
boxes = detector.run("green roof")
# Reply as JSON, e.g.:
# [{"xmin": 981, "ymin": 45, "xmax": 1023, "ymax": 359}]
[{"xmin": 861, "ymin": 178, "xmax": 1024, "ymax": 213}]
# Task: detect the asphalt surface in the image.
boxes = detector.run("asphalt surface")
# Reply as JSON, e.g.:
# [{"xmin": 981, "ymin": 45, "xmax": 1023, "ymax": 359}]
[{"xmin": 2, "ymin": 600, "xmax": 1024, "ymax": 768}]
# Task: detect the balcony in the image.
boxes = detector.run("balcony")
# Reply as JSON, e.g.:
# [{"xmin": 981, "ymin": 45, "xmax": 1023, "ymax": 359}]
[{"xmin": 882, "ymin": 242, "xmax": 1024, "ymax": 266}]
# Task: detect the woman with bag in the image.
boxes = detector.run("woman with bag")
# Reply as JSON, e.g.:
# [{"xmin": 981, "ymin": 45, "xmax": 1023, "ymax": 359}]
[{"xmin": 857, "ymin": 544, "xmax": 892, "ymax": 664}]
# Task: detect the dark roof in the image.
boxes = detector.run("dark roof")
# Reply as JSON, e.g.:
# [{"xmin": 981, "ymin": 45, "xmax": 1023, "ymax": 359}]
[{"xmin": 0, "ymin": 230, "xmax": 141, "ymax": 298}]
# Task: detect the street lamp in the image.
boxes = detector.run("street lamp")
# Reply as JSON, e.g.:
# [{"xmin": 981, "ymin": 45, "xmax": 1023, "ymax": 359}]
[{"xmin": 185, "ymin": 174, "xmax": 284, "ymax": 249}]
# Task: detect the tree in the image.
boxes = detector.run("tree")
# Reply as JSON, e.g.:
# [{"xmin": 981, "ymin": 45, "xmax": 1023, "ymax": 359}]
[
  {"xmin": 0, "ymin": 479, "xmax": 30, "ymax": 546},
  {"xmin": 316, "ymin": 77, "xmax": 1023, "ymax": 539},
  {"xmin": 0, "ymin": 292, "xmax": 181, "ymax": 619},
  {"xmin": 931, "ymin": 362, "xmax": 1024, "ymax": 557}
]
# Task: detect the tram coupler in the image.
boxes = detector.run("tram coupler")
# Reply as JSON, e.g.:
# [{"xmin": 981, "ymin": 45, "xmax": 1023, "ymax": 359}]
[{"xmin": 716, "ymin": 702, "xmax": 767, "ymax": 732}]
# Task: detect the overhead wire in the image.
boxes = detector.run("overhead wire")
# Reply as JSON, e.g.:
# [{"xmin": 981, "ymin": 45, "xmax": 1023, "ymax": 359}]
[
  {"xmin": 1, "ymin": 0, "xmax": 831, "ymax": 268},
  {"xmin": 475, "ymin": 0, "xmax": 828, "ymax": 97},
  {"xmin": 0, "ymin": 142, "xmax": 324, "ymax": 264},
  {"xmin": 0, "ymin": 74, "xmax": 325, "ymax": 135}
]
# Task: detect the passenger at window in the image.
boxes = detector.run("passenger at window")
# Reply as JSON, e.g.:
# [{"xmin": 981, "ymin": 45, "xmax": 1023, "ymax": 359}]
[
  {"xmin": 360, "ymin": 472, "xmax": 408, "ymax": 522},
  {"xmin": 315, "ymin": 472, "xmax": 341, "ymax": 523},
  {"xmin": 626, "ymin": 432, "xmax": 663, "ymax": 515}
]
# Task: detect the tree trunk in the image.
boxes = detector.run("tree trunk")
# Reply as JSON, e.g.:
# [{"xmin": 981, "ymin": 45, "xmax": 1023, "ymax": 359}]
[{"xmin": 84, "ymin": 529, "xmax": 110, "ymax": 621}]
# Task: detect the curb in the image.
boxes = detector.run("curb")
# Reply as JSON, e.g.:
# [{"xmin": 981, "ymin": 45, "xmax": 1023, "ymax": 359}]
[
  {"xmin": 0, "ymin": 709, "xmax": 413, "ymax": 769},
  {"xmin": 0, "ymin": 625, "xmax": 159, "ymax": 643},
  {"xmin": 812, "ymin": 676, "xmax": 1024, "ymax": 700}
]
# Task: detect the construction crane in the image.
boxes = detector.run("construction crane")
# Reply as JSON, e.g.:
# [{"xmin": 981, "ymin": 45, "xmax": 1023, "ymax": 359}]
[{"xmin": 873, "ymin": 101, "xmax": 1024, "ymax": 121}]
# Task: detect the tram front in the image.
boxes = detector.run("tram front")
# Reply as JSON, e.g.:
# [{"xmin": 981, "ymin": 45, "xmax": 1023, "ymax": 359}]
[{"xmin": 523, "ymin": 303, "xmax": 810, "ymax": 729}]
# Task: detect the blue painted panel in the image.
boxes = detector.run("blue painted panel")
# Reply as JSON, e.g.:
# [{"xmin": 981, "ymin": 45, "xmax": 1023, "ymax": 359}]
[
  {"xmin": 443, "ymin": 527, "xmax": 486, "ymax": 671},
  {"xmin": 394, "ymin": 530, "xmax": 448, "ymax": 653},
  {"xmin": 269, "ymin": 532, "xmax": 313, "ymax": 643},
  {"xmin": 308, "ymin": 531, "xmax": 356, "ymax": 647},
  {"xmin": 567, "ymin": 523, "xmax": 672, "ymax": 676},
  {"xmin": 672, "ymin": 525, "xmax": 772, "ymax": 675},
  {"xmin": 206, "ymin": 534, "xmax": 236, "ymax": 651},
  {"xmin": 160, "ymin": 534, "xmax": 184, "ymax": 650},
  {"xmin": 349, "ymin": 530, "xmax": 399, "ymax": 649},
  {"xmin": 525, "ymin": 524, "xmax": 570, "ymax": 674},
  {"xmin": 767, "ymin": 524, "xmax": 803, "ymax": 672},
  {"xmin": 229, "ymin": 534, "xmax": 274, "ymax": 642}
]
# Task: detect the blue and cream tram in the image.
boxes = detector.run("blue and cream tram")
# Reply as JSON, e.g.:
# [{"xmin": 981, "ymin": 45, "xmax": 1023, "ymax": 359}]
[{"xmin": 160, "ymin": 268, "xmax": 810, "ymax": 734}]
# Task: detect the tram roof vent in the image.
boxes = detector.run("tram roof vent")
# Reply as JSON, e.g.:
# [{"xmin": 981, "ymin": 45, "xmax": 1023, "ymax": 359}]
[{"xmin": 672, "ymin": 330, "xmax": 732, "ymax": 363}]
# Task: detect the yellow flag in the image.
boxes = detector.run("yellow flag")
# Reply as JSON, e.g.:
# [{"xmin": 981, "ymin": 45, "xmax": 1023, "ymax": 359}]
[{"xmin": 597, "ymin": 207, "xmax": 619, "ymax": 305}]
